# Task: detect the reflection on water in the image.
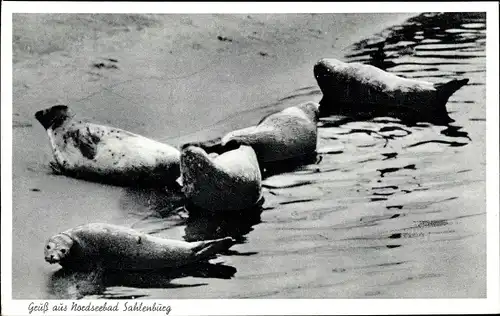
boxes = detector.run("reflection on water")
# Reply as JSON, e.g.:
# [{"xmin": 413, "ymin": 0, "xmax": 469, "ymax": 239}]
[
  {"xmin": 48, "ymin": 12, "xmax": 486, "ymax": 299},
  {"xmin": 348, "ymin": 12, "xmax": 486, "ymax": 72}
]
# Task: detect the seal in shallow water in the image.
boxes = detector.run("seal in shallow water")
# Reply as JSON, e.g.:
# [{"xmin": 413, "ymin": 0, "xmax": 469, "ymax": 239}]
[
  {"xmin": 35, "ymin": 105, "xmax": 180, "ymax": 187},
  {"xmin": 44, "ymin": 223, "xmax": 235, "ymax": 271},
  {"xmin": 313, "ymin": 58, "xmax": 469, "ymax": 124},
  {"xmin": 219, "ymin": 102, "xmax": 320, "ymax": 164},
  {"xmin": 180, "ymin": 145, "xmax": 262, "ymax": 212}
]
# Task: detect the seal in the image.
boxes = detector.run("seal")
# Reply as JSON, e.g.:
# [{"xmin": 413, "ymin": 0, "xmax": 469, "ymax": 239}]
[
  {"xmin": 180, "ymin": 145, "xmax": 262, "ymax": 212},
  {"xmin": 313, "ymin": 58, "xmax": 469, "ymax": 124},
  {"xmin": 35, "ymin": 105, "xmax": 180, "ymax": 187},
  {"xmin": 44, "ymin": 223, "xmax": 236, "ymax": 271},
  {"xmin": 219, "ymin": 102, "xmax": 320, "ymax": 164}
]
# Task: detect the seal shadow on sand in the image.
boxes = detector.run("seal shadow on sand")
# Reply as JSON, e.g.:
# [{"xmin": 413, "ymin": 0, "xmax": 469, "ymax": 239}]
[
  {"xmin": 47, "ymin": 260, "xmax": 237, "ymax": 299},
  {"xmin": 119, "ymin": 187, "xmax": 187, "ymax": 224}
]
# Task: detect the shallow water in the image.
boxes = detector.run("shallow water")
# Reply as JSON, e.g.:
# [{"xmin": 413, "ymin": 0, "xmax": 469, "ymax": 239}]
[{"xmin": 12, "ymin": 12, "xmax": 486, "ymax": 299}]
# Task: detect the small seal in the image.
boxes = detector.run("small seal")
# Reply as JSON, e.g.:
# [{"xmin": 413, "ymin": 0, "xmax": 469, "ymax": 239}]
[
  {"xmin": 44, "ymin": 223, "xmax": 236, "ymax": 271},
  {"xmin": 34, "ymin": 105, "xmax": 180, "ymax": 187},
  {"xmin": 314, "ymin": 58, "xmax": 469, "ymax": 124},
  {"xmin": 220, "ymin": 102, "xmax": 320, "ymax": 164},
  {"xmin": 180, "ymin": 145, "xmax": 262, "ymax": 212}
]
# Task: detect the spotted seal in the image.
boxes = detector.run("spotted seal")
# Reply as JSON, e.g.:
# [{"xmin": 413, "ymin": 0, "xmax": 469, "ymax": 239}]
[
  {"xmin": 180, "ymin": 145, "xmax": 262, "ymax": 212},
  {"xmin": 314, "ymin": 58, "xmax": 469, "ymax": 124},
  {"xmin": 44, "ymin": 223, "xmax": 235, "ymax": 271},
  {"xmin": 219, "ymin": 102, "xmax": 320, "ymax": 164},
  {"xmin": 35, "ymin": 105, "xmax": 180, "ymax": 187}
]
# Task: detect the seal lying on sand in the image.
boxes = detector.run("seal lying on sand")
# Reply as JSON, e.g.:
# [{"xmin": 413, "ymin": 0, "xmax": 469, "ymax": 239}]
[
  {"xmin": 35, "ymin": 105, "xmax": 180, "ymax": 187},
  {"xmin": 44, "ymin": 223, "xmax": 235, "ymax": 271},
  {"xmin": 314, "ymin": 58, "xmax": 469, "ymax": 124},
  {"xmin": 219, "ymin": 102, "xmax": 320, "ymax": 164},
  {"xmin": 180, "ymin": 145, "xmax": 262, "ymax": 212}
]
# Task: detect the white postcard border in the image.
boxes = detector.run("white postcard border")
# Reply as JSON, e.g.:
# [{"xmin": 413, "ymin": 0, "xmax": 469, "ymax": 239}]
[{"xmin": 2, "ymin": 2, "xmax": 499, "ymax": 315}]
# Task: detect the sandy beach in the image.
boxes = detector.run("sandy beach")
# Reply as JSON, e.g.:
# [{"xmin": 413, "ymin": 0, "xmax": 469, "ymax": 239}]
[{"xmin": 11, "ymin": 12, "xmax": 486, "ymax": 299}]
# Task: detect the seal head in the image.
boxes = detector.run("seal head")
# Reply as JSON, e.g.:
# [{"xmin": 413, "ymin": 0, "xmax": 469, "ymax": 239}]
[
  {"xmin": 181, "ymin": 145, "xmax": 262, "ymax": 212},
  {"xmin": 35, "ymin": 105, "xmax": 74, "ymax": 130},
  {"xmin": 44, "ymin": 233, "xmax": 74, "ymax": 264}
]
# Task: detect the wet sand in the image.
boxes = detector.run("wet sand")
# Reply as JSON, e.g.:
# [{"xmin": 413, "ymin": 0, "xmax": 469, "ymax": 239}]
[{"xmin": 12, "ymin": 13, "xmax": 486, "ymax": 299}]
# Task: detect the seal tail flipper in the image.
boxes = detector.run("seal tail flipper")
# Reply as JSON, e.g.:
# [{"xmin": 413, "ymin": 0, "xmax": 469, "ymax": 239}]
[
  {"xmin": 192, "ymin": 237, "xmax": 236, "ymax": 258},
  {"xmin": 435, "ymin": 78, "xmax": 469, "ymax": 104}
]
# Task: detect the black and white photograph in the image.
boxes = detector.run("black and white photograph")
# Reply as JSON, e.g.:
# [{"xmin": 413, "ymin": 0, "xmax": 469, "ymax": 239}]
[{"xmin": 1, "ymin": 2, "xmax": 499, "ymax": 315}]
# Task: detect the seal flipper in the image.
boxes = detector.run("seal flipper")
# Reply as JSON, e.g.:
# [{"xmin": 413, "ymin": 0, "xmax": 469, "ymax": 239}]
[
  {"xmin": 191, "ymin": 237, "xmax": 236, "ymax": 259},
  {"xmin": 435, "ymin": 78, "xmax": 469, "ymax": 105}
]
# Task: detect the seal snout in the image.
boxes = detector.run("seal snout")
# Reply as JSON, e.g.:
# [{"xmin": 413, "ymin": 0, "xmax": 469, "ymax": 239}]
[
  {"xmin": 45, "ymin": 253, "xmax": 60, "ymax": 264},
  {"xmin": 44, "ymin": 234, "xmax": 73, "ymax": 265}
]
